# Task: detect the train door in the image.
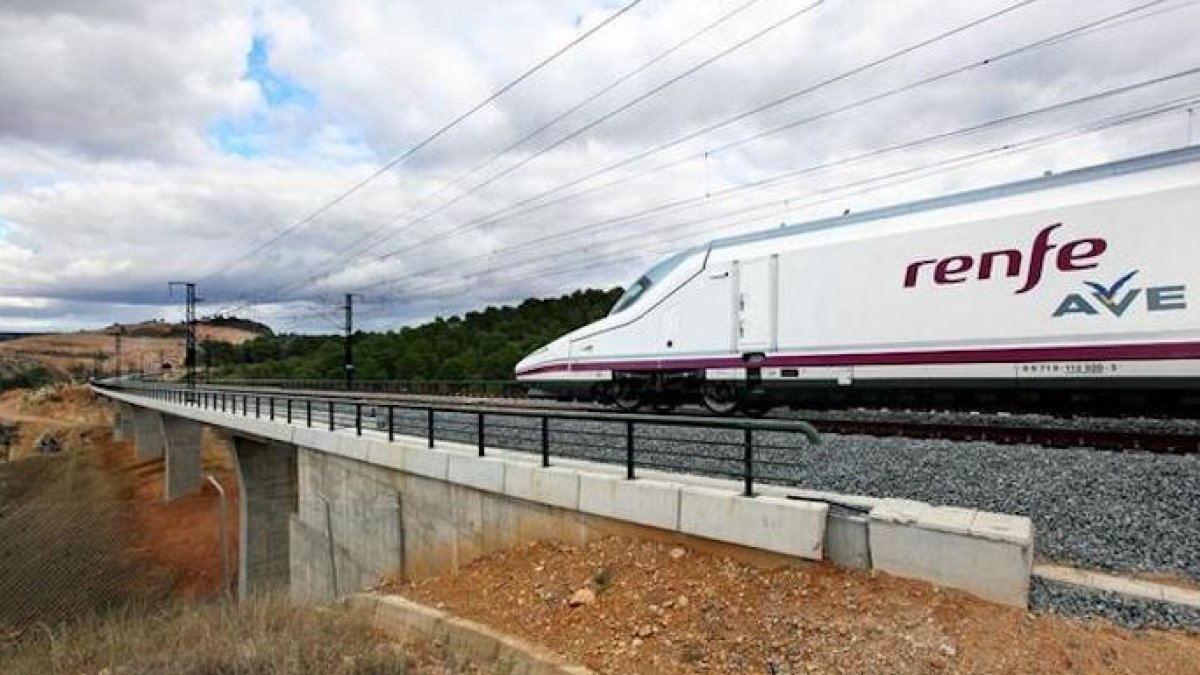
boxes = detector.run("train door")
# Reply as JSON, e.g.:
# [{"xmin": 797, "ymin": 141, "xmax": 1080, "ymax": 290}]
[{"xmin": 735, "ymin": 255, "xmax": 777, "ymax": 353}]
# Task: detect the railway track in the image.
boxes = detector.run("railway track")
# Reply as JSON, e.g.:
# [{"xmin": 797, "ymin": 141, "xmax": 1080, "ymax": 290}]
[{"xmin": 194, "ymin": 381, "xmax": 1200, "ymax": 454}]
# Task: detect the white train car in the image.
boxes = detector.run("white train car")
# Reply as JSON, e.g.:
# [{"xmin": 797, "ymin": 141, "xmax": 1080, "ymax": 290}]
[{"xmin": 515, "ymin": 146, "xmax": 1200, "ymax": 414}]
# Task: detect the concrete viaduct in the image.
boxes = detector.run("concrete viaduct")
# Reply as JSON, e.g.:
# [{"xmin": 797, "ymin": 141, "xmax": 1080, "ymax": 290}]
[{"xmin": 100, "ymin": 385, "xmax": 1035, "ymax": 608}]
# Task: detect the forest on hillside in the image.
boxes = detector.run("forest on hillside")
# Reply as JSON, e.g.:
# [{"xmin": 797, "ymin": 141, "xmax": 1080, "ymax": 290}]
[{"xmin": 204, "ymin": 288, "xmax": 622, "ymax": 381}]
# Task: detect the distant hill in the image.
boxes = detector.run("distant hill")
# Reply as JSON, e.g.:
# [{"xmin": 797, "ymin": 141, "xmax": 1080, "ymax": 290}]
[
  {"xmin": 0, "ymin": 316, "xmax": 271, "ymax": 385},
  {"xmin": 103, "ymin": 317, "xmax": 273, "ymax": 339},
  {"xmin": 209, "ymin": 288, "xmax": 622, "ymax": 381}
]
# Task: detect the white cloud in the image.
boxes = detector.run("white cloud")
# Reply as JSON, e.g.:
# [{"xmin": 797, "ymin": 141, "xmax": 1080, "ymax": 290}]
[{"xmin": 1, "ymin": 0, "xmax": 1199, "ymax": 332}]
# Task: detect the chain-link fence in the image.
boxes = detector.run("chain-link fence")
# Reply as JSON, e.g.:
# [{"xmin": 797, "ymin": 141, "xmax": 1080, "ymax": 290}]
[{"xmin": 0, "ymin": 490, "xmax": 234, "ymax": 634}]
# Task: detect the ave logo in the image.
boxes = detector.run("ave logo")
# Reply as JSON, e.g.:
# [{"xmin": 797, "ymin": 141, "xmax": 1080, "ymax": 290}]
[{"xmin": 1052, "ymin": 270, "xmax": 1187, "ymax": 318}]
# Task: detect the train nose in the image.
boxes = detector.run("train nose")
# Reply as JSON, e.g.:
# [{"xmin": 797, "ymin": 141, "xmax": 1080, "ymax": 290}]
[{"xmin": 515, "ymin": 336, "xmax": 569, "ymax": 378}]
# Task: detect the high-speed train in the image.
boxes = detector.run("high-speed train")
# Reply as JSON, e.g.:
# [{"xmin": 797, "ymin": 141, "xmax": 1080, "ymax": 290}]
[{"xmin": 515, "ymin": 146, "xmax": 1200, "ymax": 415}]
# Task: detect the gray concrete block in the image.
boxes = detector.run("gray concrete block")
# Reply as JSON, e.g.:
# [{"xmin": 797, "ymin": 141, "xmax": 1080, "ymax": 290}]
[
  {"xmin": 868, "ymin": 499, "xmax": 1034, "ymax": 607},
  {"xmin": 577, "ymin": 473, "xmax": 680, "ymax": 532},
  {"xmin": 447, "ymin": 453, "xmax": 506, "ymax": 494},
  {"xmin": 503, "ymin": 462, "xmax": 580, "ymax": 511},
  {"xmin": 678, "ymin": 487, "xmax": 827, "ymax": 560},
  {"xmin": 824, "ymin": 506, "xmax": 871, "ymax": 570},
  {"xmin": 132, "ymin": 408, "xmax": 165, "ymax": 461}
]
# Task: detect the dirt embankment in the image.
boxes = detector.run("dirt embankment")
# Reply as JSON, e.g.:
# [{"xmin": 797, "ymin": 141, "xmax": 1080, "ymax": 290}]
[
  {"xmin": 395, "ymin": 537, "xmax": 1200, "ymax": 675},
  {"xmin": 0, "ymin": 386, "xmax": 238, "ymax": 630}
]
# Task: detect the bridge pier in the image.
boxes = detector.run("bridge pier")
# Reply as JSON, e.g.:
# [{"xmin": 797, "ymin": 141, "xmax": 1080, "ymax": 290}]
[
  {"xmin": 232, "ymin": 436, "xmax": 297, "ymax": 600},
  {"xmin": 112, "ymin": 403, "xmax": 134, "ymax": 442},
  {"xmin": 132, "ymin": 408, "xmax": 164, "ymax": 461},
  {"xmin": 160, "ymin": 415, "xmax": 203, "ymax": 500}
]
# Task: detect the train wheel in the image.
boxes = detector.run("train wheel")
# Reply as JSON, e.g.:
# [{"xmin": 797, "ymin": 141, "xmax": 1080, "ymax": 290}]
[
  {"xmin": 740, "ymin": 399, "xmax": 773, "ymax": 417},
  {"xmin": 612, "ymin": 382, "xmax": 642, "ymax": 412},
  {"xmin": 702, "ymin": 384, "xmax": 739, "ymax": 415},
  {"xmin": 591, "ymin": 383, "xmax": 613, "ymax": 406}
]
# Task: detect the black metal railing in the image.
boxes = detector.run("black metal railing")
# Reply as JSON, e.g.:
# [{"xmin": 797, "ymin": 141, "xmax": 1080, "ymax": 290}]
[{"xmin": 94, "ymin": 381, "xmax": 821, "ymax": 497}]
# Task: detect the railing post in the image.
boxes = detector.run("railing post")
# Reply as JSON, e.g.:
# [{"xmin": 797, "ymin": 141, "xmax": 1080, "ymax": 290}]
[
  {"xmin": 541, "ymin": 416, "xmax": 550, "ymax": 468},
  {"xmin": 743, "ymin": 426, "xmax": 754, "ymax": 497},
  {"xmin": 328, "ymin": 401, "xmax": 335, "ymax": 431},
  {"xmin": 222, "ymin": 393, "xmax": 227, "ymax": 413},
  {"xmin": 387, "ymin": 406, "xmax": 394, "ymax": 442},
  {"xmin": 355, "ymin": 403, "xmax": 362, "ymax": 436},
  {"xmin": 255, "ymin": 396, "xmax": 260, "ymax": 419},
  {"xmin": 243, "ymin": 395, "xmax": 248, "ymax": 416},
  {"xmin": 625, "ymin": 420, "xmax": 635, "ymax": 480},
  {"xmin": 477, "ymin": 412, "xmax": 485, "ymax": 456},
  {"xmin": 306, "ymin": 400, "xmax": 312, "ymax": 428},
  {"xmin": 286, "ymin": 399, "xmax": 292, "ymax": 424},
  {"xmin": 427, "ymin": 408, "xmax": 434, "ymax": 448},
  {"xmin": 269, "ymin": 397, "xmax": 275, "ymax": 421},
  {"xmin": 232, "ymin": 395, "xmax": 237, "ymax": 415}
]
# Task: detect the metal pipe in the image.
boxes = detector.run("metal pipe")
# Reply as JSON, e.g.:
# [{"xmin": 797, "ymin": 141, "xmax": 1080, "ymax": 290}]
[
  {"xmin": 477, "ymin": 412, "xmax": 485, "ymax": 456},
  {"xmin": 626, "ymin": 420, "xmax": 635, "ymax": 480},
  {"xmin": 427, "ymin": 408, "xmax": 434, "ymax": 448},
  {"xmin": 743, "ymin": 427, "xmax": 754, "ymax": 497},
  {"xmin": 315, "ymin": 492, "xmax": 339, "ymax": 599},
  {"xmin": 205, "ymin": 475, "xmax": 230, "ymax": 600}
]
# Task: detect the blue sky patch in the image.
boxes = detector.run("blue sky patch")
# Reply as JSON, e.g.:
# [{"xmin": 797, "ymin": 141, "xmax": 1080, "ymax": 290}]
[
  {"xmin": 208, "ymin": 32, "xmax": 317, "ymax": 157},
  {"xmin": 245, "ymin": 35, "xmax": 316, "ymax": 110}
]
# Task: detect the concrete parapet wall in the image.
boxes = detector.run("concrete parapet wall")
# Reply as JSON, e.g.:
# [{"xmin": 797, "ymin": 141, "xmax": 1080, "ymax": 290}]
[
  {"xmin": 94, "ymin": 388, "xmax": 1036, "ymax": 608},
  {"xmin": 679, "ymin": 487, "xmax": 826, "ymax": 560},
  {"xmin": 868, "ymin": 499, "xmax": 1033, "ymax": 607}
]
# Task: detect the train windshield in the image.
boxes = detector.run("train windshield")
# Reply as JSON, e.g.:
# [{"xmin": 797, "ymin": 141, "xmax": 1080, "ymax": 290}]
[{"xmin": 609, "ymin": 250, "xmax": 692, "ymax": 316}]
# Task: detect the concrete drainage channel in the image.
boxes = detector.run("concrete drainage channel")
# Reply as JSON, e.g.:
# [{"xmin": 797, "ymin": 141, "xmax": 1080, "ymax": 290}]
[{"xmin": 348, "ymin": 594, "xmax": 594, "ymax": 675}]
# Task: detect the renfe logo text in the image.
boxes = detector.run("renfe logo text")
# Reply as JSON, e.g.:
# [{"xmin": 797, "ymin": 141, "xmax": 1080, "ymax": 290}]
[{"xmin": 903, "ymin": 223, "xmax": 1106, "ymax": 294}]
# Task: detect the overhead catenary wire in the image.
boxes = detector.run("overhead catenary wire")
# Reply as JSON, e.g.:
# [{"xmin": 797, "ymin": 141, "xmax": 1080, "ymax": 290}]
[
  {"xmin": 199, "ymin": 0, "xmax": 645, "ymax": 286},
  {"xmin": 349, "ymin": 66, "xmax": 1200, "ymax": 294},
  {"xmin": 291, "ymin": 0, "xmax": 772, "ymax": 292},
  {"xmin": 285, "ymin": 0, "xmax": 1044, "ymax": 296},
  {"xmin": 273, "ymin": 0, "xmax": 831, "ymax": 299},
  {"xmin": 361, "ymin": 0, "xmax": 1174, "ymax": 269},
  {"xmin": 217, "ymin": 0, "xmax": 1190, "ymax": 327},
  {"xmin": 375, "ymin": 94, "xmax": 1200, "ymax": 304}
]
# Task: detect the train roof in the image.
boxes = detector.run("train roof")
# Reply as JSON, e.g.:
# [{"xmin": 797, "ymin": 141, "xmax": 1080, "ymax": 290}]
[{"xmin": 707, "ymin": 144, "xmax": 1200, "ymax": 252}]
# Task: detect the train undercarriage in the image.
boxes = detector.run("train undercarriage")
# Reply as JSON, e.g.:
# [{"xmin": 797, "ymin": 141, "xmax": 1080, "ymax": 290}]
[{"xmin": 567, "ymin": 370, "xmax": 1200, "ymax": 418}]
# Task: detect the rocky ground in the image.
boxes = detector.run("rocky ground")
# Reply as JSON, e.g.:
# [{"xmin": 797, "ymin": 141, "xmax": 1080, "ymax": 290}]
[{"xmin": 395, "ymin": 536, "xmax": 1200, "ymax": 675}]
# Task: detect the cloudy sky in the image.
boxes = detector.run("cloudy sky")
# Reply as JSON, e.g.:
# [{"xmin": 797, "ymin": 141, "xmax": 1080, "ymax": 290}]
[{"xmin": 1, "ymin": 0, "xmax": 1198, "ymax": 333}]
